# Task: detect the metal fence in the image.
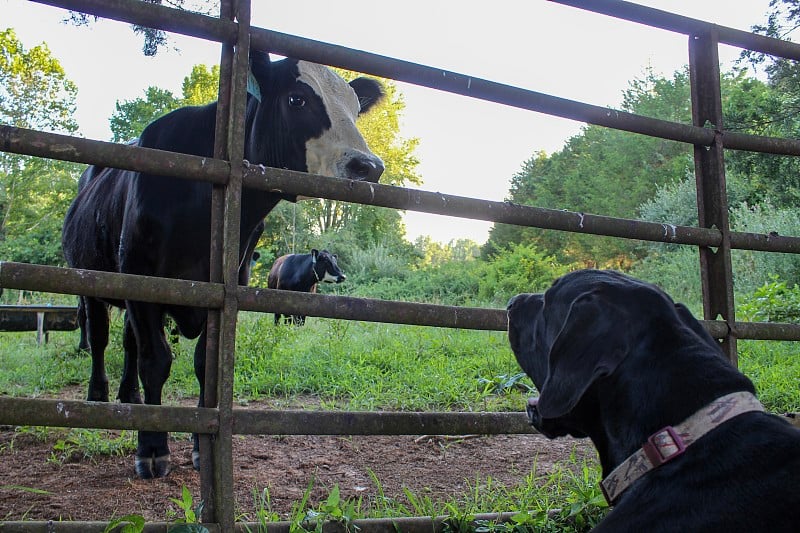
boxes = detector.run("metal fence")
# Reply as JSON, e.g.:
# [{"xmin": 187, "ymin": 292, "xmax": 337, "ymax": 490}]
[{"xmin": 1, "ymin": 0, "xmax": 799, "ymax": 530}]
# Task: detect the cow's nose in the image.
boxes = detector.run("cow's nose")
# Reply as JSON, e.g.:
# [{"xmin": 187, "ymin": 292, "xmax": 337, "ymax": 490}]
[
  {"xmin": 337, "ymin": 273, "xmax": 346, "ymax": 283},
  {"xmin": 346, "ymin": 155, "xmax": 384, "ymax": 182},
  {"xmin": 526, "ymin": 397, "xmax": 542, "ymax": 427}
]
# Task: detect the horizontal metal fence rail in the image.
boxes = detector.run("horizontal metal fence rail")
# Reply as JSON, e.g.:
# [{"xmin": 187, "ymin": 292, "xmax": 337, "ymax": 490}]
[
  {"xmin": 0, "ymin": 125, "xmax": 230, "ymax": 183},
  {"xmin": 26, "ymin": 0, "xmax": 800, "ymax": 157},
  {"xmin": 2, "ymin": 261, "xmax": 798, "ymax": 340},
  {"xmin": 551, "ymin": 0, "xmax": 800, "ymax": 61},
  {"xmin": 243, "ymin": 166, "xmax": 800, "ymax": 254},
  {"xmin": 0, "ymin": 397, "xmax": 219, "ymax": 433},
  {"xmin": 0, "ymin": 513, "xmax": 524, "ymax": 533},
  {"xmin": 3, "ymin": 125, "xmax": 800, "ymax": 255},
  {"xmin": 0, "ymin": 397, "xmax": 533, "ymax": 436},
  {"xmin": 0, "ymin": 262, "xmax": 223, "ymax": 308}
]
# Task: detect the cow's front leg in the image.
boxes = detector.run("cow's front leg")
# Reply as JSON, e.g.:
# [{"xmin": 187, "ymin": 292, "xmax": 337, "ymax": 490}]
[
  {"xmin": 192, "ymin": 328, "xmax": 208, "ymax": 470},
  {"xmin": 84, "ymin": 297, "xmax": 110, "ymax": 402},
  {"xmin": 127, "ymin": 301, "xmax": 172, "ymax": 479},
  {"xmin": 117, "ymin": 314, "xmax": 142, "ymax": 404}
]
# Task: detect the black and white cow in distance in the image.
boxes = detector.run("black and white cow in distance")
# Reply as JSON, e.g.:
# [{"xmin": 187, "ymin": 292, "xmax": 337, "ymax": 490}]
[
  {"xmin": 61, "ymin": 52, "xmax": 384, "ymax": 479},
  {"xmin": 267, "ymin": 249, "xmax": 345, "ymax": 325}
]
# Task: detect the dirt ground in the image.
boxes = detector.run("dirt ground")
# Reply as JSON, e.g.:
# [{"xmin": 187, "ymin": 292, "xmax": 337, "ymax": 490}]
[{"xmin": 0, "ymin": 405, "xmax": 595, "ymax": 523}]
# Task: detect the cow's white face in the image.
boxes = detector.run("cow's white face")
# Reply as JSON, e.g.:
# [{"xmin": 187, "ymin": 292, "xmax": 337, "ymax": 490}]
[{"xmin": 297, "ymin": 61, "xmax": 385, "ymax": 182}]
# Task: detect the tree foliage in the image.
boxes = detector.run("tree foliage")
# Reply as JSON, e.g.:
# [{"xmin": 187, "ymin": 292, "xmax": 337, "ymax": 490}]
[
  {"xmin": 485, "ymin": 64, "xmax": 800, "ymax": 267},
  {"xmin": 109, "ymin": 64, "xmax": 219, "ymax": 142},
  {"xmin": 0, "ymin": 28, "xmax": 81, "ymax": 266}
]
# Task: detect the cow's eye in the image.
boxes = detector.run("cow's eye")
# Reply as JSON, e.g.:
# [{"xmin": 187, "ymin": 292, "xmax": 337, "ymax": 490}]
[{"xmin": 288, "ymin": 94, "xmax": 305, "ymax": 107}]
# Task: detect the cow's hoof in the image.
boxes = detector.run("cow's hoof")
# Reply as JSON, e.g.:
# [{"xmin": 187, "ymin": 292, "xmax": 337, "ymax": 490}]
[
  {"xmin": 87, "ymin": 382, "xmax": 109, "ymax": 402},
  {"xmin": 192, "ymin": 450, "xmax": 201, "ymax": 471},
  {"xmin": 117, "ymin": 390, "xmax": 143, "ymax": 404},
  {"xmin": 135, "ymin": 453, "xmax": 170, "ymax": 479}
]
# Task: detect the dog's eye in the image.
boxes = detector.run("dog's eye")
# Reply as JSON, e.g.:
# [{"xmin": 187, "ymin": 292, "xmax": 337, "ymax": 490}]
[{"xmin": 288, "ymin": 94, "xmax": 305, "ymax": 107}]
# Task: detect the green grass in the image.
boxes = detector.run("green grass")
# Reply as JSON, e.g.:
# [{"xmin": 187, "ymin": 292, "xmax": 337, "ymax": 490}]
[
  {"xmin": 239, "ymin": 454, "xmax": 608, "ymax": 532},
  {"xmin": 234, "ymin": 313, "xmax": 526, "ymax": 411},
  {"xmin": 739, "ymin": 340, "xmax": 800, "ymax": 413},
  {"xmin": 0, "ymin": 309, "xmax": 797, "ymax": 531}
]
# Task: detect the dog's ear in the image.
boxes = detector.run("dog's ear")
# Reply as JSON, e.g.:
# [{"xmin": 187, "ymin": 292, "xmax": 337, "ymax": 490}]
[{"xmin": 537, "ymin": 289, "xmax": 630, "ymax": 419}]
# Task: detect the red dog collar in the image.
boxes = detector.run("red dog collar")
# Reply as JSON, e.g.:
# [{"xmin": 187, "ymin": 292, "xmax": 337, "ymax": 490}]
[{"xmin": 600, "ymin": 391, "xmax": 765, "ymax": 504}]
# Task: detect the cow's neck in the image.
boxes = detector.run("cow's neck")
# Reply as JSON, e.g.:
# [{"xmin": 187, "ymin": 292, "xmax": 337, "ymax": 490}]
[{"xmin": 237, "ymin": 96, "xmax": 294, "ymax": 238}]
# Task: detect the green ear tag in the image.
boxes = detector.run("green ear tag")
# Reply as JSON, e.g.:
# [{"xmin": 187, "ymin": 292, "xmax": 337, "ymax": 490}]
[{"xmin": 247, "ymin": 70, "xmax": 262, "ymax": 102}]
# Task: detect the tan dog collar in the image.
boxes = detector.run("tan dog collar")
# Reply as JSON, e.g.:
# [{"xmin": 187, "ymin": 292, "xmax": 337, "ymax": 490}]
[{"xmin": 600, "ymin": 391, "xmax": 765, "ymax": 504}]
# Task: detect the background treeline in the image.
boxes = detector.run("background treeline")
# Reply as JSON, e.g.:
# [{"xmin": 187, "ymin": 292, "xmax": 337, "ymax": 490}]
[{"xmin": 2, "ymin": 9, "xmax": 800, "ymax": 321}]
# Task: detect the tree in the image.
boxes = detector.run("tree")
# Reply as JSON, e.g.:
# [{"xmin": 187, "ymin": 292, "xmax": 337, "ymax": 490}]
[
  {"xmin": 484, "ymin": 65, "xmax": 795, "ymax": 267},
  {"xmin": 182, "ymin": 64, "xmax": 220, "ymax": 105},
  {"xmin": 734, "ymin": 0, "xmax": 800, "ymax": 205},
  {"xmin": 109, "ymin": 64, "xmax": 219, "ymax": 142},
  {"xmin": 0, "ymin": 28, "xmax": 81, "ymax": 265},
  {"xmin": 109, "ymin": 86, "xmax": 180, "ymax": 142}
]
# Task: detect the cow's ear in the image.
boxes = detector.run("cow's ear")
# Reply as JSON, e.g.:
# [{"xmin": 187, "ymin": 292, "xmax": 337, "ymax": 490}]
[
  {"xmin": 311, "ymin": 249, "xmax": 318, "ymax": 259},
  {"xmin": 248, "ymin": 50, "xmax": 272, "ymax": 98},
  {"xmin": 537, "ymin": 290, "xmax": 630, "ymax": 419},
  {"xmin": 349, "ymin": 77, "xmax": 384, "ymax": 115}
]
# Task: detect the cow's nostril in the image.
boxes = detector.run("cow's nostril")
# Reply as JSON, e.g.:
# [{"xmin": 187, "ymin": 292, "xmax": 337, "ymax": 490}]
[{"xmin": 346, "ymin": 156, "xmax": 384, "ymax": 182}]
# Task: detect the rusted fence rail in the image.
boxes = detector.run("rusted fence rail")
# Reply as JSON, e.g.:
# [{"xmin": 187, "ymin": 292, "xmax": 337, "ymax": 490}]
[{"xmin": 1, "ymin": 0, "xmax": 799, "ymax": 531}]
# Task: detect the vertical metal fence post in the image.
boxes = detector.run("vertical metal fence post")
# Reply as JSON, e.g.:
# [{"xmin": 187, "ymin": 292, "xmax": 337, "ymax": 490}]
[
  {"xmin": 689, "ymin": 29, "xmax": 738, "ymax": 364},
  {"xmin": 200, "ymin": 0, "xmax": 235, "ymax": 523},
  {"xmin": 210, "ymin": 0, "xmax": 251, "ymax": 528}
]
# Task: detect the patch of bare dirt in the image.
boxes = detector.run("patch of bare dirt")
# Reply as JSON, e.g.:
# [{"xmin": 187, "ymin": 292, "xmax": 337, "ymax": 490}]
[{"xmin": 0, "ymin": 416, "xmax": 595, "ymax": 523}]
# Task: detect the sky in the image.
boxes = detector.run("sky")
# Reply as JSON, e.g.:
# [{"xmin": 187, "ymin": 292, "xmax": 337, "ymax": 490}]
[{"xmin": 3, "ymin": 0, "xmax": 775, "ymax": 244}]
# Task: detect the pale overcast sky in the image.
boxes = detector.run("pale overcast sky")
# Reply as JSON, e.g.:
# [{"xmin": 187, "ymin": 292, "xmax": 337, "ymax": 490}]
[{"xmin": 3, "ymin": 0, "xmax": 775, "ymax": 243}]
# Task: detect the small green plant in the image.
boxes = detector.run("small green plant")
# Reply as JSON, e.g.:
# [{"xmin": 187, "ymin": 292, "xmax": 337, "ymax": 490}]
[
  {"xmin": 472, "ymin": 510, "xmax": 556, "ymax": 532},
  {"xmin": 167, "ymin": 486, "xmax": 208, "ymax": 533},
  {"xmin": 303, "ymin": 485, "xmax": 361, "ymax": 532},
  {"xmin": 247, "ymin": 487, "xmax": 280, "ymax": 530},
  {"xmin": 478, "ymin": 373, "xmax": 534, "ymax": 395},
  {"xmin": 103, "ymin": 514, "xmax": 145, "ymax": 533}
]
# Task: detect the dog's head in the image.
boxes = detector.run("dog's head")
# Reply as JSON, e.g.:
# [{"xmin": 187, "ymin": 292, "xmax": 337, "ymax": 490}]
[{"xmin": 507, "ymin": 269, "xmax": 726, "ymax": 439}]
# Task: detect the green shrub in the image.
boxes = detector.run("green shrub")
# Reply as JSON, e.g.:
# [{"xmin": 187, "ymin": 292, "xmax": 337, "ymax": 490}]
[
  {"xmin": 479, "ymin": 243, "xmax": 571, "ymax": 306},
  {"xmin": 738, "ymin": 278, "xmax": 800, "ymax": 323}
]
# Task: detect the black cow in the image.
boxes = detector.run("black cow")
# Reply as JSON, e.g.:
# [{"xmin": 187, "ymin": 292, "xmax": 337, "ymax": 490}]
[
  {"xmin": 267, "ymin": 249, "xmax": 345, "ymax": 325},
  {"xmin": 61, "ymin": 52, "xmax": 384, "ymax": 478}
]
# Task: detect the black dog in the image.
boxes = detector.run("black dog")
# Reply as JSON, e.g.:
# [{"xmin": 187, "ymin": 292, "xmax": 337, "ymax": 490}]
[{"xmin": 507, "ymin": 269, "xmax": 800, "ymax": 532}]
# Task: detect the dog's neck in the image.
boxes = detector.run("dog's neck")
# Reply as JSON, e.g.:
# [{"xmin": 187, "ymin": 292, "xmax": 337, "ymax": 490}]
[
  {"xmin": 588, "ymin": 347, "xmax": 756, "ymax": 477},
  {"xmin": 599, "ymin": 391, "xmax": 764, "ymax": 504}
]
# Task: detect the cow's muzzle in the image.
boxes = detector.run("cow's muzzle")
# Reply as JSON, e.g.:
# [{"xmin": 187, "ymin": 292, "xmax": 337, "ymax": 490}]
[
  {"xmin": 526, "ymin": 396, "xmax": 543, "ymax": 428},
  {"xmin": 346, "ymin": 154, "xmax": 384, "ymax": 182}
]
